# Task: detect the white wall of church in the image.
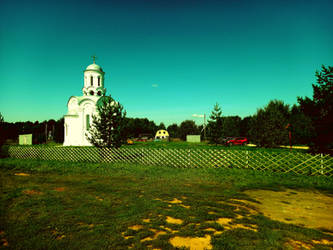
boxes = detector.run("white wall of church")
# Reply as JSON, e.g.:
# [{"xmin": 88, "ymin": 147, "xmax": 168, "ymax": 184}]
[
  {"xmin": 63, "ymin": 98, "xmax": 99, "ymax": 146},
  {"xmin": 64, "ymin": 116, "xmax": 81, "ymax": 146},
  {"xmin": 63, "ymin": 61, "xmax": 106, "ymax": 146},
  {"xmin": 82, "ymin": 102, "xmax": 96, "ymax": 146}
]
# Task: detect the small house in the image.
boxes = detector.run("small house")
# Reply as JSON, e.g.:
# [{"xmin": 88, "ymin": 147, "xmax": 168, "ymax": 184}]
[{"xmin": 155, "ymin": 130, "xmax": 169, "ymax": 141}]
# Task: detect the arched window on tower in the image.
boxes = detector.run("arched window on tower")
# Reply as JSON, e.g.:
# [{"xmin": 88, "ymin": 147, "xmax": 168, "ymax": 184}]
[
  {"xmin": 90, "ymin": 76, "xmax": 93, "ymax": 86},
  {"xmin": 98, "ymin": 76, "xmax": 100, "ymax": 86},
  {"xmin": 86, "ymin": 115, "xmax": 90, "ymax": 131}
]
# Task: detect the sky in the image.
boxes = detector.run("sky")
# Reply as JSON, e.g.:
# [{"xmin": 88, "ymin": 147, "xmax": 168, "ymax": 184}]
[{"xmin": 1, "ymin": 0, "xmax": 332, "ymax": 126}]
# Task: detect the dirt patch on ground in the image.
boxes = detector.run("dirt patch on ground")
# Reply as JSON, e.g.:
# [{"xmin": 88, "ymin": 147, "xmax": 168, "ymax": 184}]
[
  {"xmin": 14, "ymin": 173, "xmax": 30, "ymax": 176},
  {"xmin": 128, "ymin": 225, "xmax": 143, "ymax": 231},
  {"xmin": 159, "ymin": 225, "xmax": 178, "ymax": 234},
  {"xmin": 312, "ymin": 239, "xmax": 333, "ymax": 245},
  {"xmin": 23, "ymin": 190, "xmax": 42, "ymax": 195},
  {"xmin": 216, "ymin": 218, "xmax": 232, "ymax": 225},
  {"xmin": 215, "ymin": 217, "xmax": 258, "ymax": 232},
  {"xmin": 121, "ymin": 231, "xmax": 133, "ymax": 240},
  {"xmin": 244, "ymin": 189, "xmax": 333, "ymax": 231},
  {"xmin": 54, "ymin": 187, "xmax": 66, "ymax": 192},
  {"xmin": 166, "ymin": 216, "xmax": 183, "ymax": 225},
  {"xmin": 154, "ymin": 197, "xmax": 190, "ymax": 209},
  {"xmin": 204, "ymin": 227, "xmax": 222, "ymax": 235},
  {"xmin": 95, "ymin": 196, "xmax": 103, "ymax": 201},
  {"xmin": 284, "ymin": 239, "xmax": 312, "ymax": 249},
  {"xmin": 169, "ymin": 235, "xmax": 212, "ymax": 250},
  {"xmin": 141, "ymin": 229, "xmax": 167, "ymax": 242},
  {"xmin": 169, "ymin": 198, "xmax": 182, "ymax": 204},
  {"xmin": 226, "ymin": 223, "xmax": 258, "ymax": 232}
]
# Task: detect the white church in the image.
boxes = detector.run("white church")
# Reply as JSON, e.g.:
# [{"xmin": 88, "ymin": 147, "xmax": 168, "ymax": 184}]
[{"xmin": 63, "ymin": 58, "xmax": 107, "ymax": 146}]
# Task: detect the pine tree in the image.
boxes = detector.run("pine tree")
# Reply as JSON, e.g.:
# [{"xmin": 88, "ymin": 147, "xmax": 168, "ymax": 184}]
[
  {"xmin": 298, "ymin": 65, "xmax": 333, "ymax": 153},
  {"xmin": 86, "ymin": 96, "xmax": 126, "ymax": 148},
  {"xmin": 208, "ymin": 103, "xmax": 223, "ymax": 144},
  {"xmin": 249, "ymin": 100, "xmax": 290, "ymax": 148}
]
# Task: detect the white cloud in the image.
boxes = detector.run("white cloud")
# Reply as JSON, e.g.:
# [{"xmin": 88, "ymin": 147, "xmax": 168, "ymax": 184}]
[{"xmin": 192, "ymin": 114, "xmax": 204, "ymax": 118}]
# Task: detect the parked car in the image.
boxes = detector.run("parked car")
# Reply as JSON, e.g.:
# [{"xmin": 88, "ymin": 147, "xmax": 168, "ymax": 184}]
[
  {"xmin": 136, "ymin": 137, "xmax": 148, "ymax": 142},
  {"xmin": 220, "ymin": 137, "xmax": 233, "ymax": 144},
  {"xmin": 127, "ymin": 139, "xmax": 134, "ymax": 145},
  {"xmin": 136, "ymin": 133, "xmax": 153, "ymax": 142},
  {"xmin": 225, "ymin": 137, "xmax": 248, "ymax": 146}
]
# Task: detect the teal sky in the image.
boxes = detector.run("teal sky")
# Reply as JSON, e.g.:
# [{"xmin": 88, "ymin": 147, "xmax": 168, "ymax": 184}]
[{"xmin": 1, "ymin": 0, "xmax": 332, "ymax": 126}]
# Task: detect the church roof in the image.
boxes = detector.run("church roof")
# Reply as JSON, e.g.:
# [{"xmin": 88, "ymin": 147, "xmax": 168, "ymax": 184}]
[
  {"xmin": 67, "ymin": 95, "xmax": 101, "ymax": 107},
  {"xmin": 85, "ymin": 63, "xmax": 104, "ymax": 72}
]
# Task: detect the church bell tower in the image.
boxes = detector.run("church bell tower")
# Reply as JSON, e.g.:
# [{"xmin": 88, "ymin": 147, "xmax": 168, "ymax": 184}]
[{"xmin": 82, "ymin": 56, "xmax": 106, "ymax": 97}]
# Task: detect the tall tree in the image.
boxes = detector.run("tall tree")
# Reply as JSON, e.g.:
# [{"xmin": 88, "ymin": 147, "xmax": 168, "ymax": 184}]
[
  {"xmin": 249, "ymin": 100, "xmax": 290, "ymax": 148},
  {"xmin": 289, "ymin": 105, "xmax": 315, "ymax": 146},
  {"xmin": 179, "ymin": 120, "xmax": 198, "ymax": 141},
  {"xmin": 240, "ymin": 116, "xmax": 252, "ymax": 137},
  {"xmin": 157, "ymin": 122, "xmax": 166, "ymax": 130},
  {"xmin": 298, "ymin": 65, "xmax": 333, "ymax": 153},
  {"xmin": 167, "ymin": 123, "xmax": 180, "ymax": 138},
  {"xmin": 222, "ymin": 116, "xmax": 241, "ymax": 137},
  {"xmin": 123, "ymin": 118, "xmax": 157, "ymax": 138},
  {"xmin": 87, "ymin": 96, "xmax": 126, "ymax": 148},
  {"xmin": 208, "ymin": 103, "xmax": 223, "ymax": 144},
  {"xmin": 54, "ymin": 118, "xmax": 64, "ymax": 143}
]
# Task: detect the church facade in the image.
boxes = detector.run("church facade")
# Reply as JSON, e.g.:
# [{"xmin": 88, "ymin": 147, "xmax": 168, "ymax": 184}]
[{"xmin": 63, "ymin": 60, "xmax": 107, "ymax": 146}]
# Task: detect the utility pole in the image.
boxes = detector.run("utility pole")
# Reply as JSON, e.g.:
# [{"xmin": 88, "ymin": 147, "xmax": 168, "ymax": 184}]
[
  {"xmin": 204, "ymin": 114, "xmax": 206, "ymax": 141},
  {"xmin": 192, "ymin": 113, "xmax": 207, "ymax": 141}
]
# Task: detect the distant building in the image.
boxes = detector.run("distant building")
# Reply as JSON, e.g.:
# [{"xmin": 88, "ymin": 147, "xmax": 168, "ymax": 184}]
[
  {"xmin": 19, "ymin": 134, "xmax": 32, "ymax": 145},
  {"xmin": 63, "ymin": 58, "xmax": 108, "ymax": 146},
  {"xmin": 155, "ymin": 130, "xmax": 169, "ymax": 141},
  {"xmin": 186, "ymin": 135, "xmax": 201, "ymax": 143}
]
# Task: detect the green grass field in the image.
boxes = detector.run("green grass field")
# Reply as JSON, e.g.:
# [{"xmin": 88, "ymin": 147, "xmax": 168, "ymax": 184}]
[
  {"xmin": 124, "ymin": 140, "xmax": 308, "ymax": 153},
  {"xmin": 1, "ymin": 158, "xmax": 332, "ymax": 249}
]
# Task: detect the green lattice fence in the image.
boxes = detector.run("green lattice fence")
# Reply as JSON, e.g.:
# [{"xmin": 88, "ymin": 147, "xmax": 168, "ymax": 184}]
[{"xmin": 7, "ymin": 146, "xmax": 333, "ymax": 176}]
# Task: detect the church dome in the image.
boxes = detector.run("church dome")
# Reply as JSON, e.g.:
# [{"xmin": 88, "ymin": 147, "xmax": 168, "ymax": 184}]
[{"xmin": 85, "ymin": 63, "xmax": 103, "ymax": 72}]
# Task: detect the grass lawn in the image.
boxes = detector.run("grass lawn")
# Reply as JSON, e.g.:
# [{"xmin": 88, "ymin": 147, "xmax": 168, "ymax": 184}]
[
  {"xmin": 124, "ymin": 141, "xmax": 308, "ymax": 153},
  {"xmin": 0, "ymin": 158, "xmax": 332, "ymax": 249}
]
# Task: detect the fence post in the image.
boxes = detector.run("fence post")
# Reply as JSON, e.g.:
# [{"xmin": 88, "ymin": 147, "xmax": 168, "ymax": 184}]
[
  {"xmin": 246, "ymin": 150, "xmax": 249, "ymax": 168},
  {"xmin": 141, "ymin": 148, "xmax": 144, "ymax": 165},
  {"xmin": 320, "ymin": 153, "xmax": 324, "ymax": 174},
  {"xmin": 188, "ymin": 149, "xmax": 191, "ymax": 168}
]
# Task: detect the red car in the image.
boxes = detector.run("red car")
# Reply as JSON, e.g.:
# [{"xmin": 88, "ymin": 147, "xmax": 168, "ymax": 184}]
[{"xmin": 225, "ymin": 137, "xmax": 248, "ymax": 146}]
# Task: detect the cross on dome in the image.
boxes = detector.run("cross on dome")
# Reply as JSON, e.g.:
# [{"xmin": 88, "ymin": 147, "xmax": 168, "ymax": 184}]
[{"xmin": 91, "ymin": 55, "xmax": 97, "ymax": 64}]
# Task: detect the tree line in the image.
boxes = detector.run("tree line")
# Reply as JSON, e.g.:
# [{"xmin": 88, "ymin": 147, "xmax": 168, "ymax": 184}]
[
  {"xmin": 0, "ymin": 118, "xmax": 65, "ymax": 145},
  {"xmin": 0, "ymin": 108, "xmax": 317, "ymax": 148},
  {"xmin": 0, "ymin": 65, "xmax": 332, "ymax": 153},
  {"xmin": 207, "ymin": 65, "xmax": 332, "ymax": 153},
  {"xmin": 0, "ymin": 112, "xmax": 245, "ymax": 145}
]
